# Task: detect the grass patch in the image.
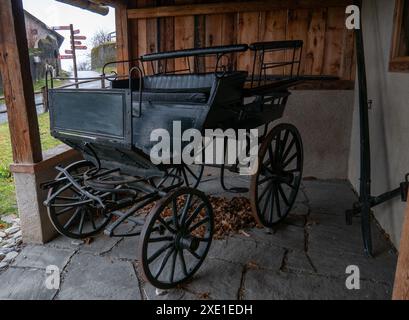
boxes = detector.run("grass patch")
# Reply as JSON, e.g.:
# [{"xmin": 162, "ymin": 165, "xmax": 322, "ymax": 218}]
[
  {"xmin": 0, "ymin": 113, "xmax": 61, "ymax": 218},
  {"xmin": 0, "ymin": 76, "xmax": 68, "ymax": 104},
  {"xmin": 33, "ymin": 78, "xmax": 67, "ymax": 92}
]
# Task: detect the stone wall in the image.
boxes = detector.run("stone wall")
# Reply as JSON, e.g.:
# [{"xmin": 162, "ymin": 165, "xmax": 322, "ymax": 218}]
[{"xmin": 91, "ymin": 42, "xmax": 117, "ymax": 70}]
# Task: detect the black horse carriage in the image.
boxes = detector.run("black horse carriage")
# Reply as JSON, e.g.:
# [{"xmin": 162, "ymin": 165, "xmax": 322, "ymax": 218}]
[{"xmin": 43, "ymin": 40, "xmax": 317, "ymax": 288}]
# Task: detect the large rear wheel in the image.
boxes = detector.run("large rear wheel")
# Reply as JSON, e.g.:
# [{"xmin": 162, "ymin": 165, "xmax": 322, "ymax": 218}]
[{"xmin": 250, "ymin": 124, "xmax": 303, "ymax": 227}]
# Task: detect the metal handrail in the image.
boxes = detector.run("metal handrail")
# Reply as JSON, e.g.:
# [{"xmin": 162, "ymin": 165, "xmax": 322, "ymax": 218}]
[{"xmin": 129, "ymin": 64, "xmax": 144, "ymax": 118}]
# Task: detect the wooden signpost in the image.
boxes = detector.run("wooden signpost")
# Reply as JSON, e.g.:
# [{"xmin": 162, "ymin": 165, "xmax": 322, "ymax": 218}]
[{"xmin": 53, "ymin": 24, "xmax": 87, "ymax": 88}]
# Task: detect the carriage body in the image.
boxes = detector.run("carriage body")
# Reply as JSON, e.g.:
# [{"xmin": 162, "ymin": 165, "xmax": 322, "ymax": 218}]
[{"xmin": 49, "ymin": 72, "xmax": 248, "ymax": 176}]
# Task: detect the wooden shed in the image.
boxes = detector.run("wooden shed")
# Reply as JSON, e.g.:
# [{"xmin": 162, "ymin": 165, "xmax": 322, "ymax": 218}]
[
  {"xmin": 1, "ymin": 0, "xmax": 409, "ymax": 298},
  {"xmin": 113, "ymin": 0, "xmax": 356, "ymax": 88}
]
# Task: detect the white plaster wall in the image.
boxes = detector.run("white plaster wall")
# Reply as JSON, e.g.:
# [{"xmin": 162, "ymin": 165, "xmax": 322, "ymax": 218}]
[
  {"xmin": 284, "ymin": 90, "xmax": 354, "ymax": 180},
  {"xmin": 348, "ymin": 0, "xmax": 409, "ymax": 248}
]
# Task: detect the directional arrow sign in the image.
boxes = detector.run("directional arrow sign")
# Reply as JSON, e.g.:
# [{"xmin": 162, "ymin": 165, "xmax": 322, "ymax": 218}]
[
  {"xmin": 53, "ymin": 26, "xmax": 71, "ymax": 31},
  {"xmin": 73, "ymin": 36, "xmax": 87, "ymax": 40},
  {"xmin": 73, "ymin": 29, "xmax": 80, "ymax": 34},
  {"xmin": 73, "ymin": 41, "xmax": 82, "ymax": 45},
  {"xmin": 60, "ymin": 55, "xmax": 73, "ymax": 59},
  {"xmin": 74, "ymin": 46, "xmax": 87, "ymax": 50},
  {"xmin": 65, "ymin": 50, "xmax": 73, "ymax": 54}
]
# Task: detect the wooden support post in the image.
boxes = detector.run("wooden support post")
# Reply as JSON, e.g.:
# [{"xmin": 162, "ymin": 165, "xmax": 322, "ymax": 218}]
[
  {"xmin": 393, "ymin": 194, "xmax": 409, "ymax": 300},
  {"xmin": 115, "ymin": 2, "xmax": 131, "ymax": 76},
  {"xmin": 0, "ymin": 0, "xmax": 42, "ymax": 164}
]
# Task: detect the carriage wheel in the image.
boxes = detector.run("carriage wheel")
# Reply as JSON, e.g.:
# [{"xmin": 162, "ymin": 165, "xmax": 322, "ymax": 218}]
[
  {"xmin": 157, "ymin": 164, "xmax": 204, "ymax": 189},
  {"xmin": 250, "ymin": 123, "xmax": 303, "ymax": 227},
  {"xmin": 47, "ymin": 160, "xmax": 113, "ymax": 239},
  {"xmin": 139, "ymin": 187, "xmax": 213, "ymax": 289}
]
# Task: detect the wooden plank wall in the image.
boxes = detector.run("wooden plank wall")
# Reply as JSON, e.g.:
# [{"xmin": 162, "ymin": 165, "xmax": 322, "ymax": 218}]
[{"xmin": 124, "ymin": 0, "xmax": 355, "ymax": 89}]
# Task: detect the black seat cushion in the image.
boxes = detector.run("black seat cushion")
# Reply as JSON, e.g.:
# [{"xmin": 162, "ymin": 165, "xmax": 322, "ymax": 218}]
[{"xmin": 143, "ymin": 74, "xmax": 215, "ymax": 90}]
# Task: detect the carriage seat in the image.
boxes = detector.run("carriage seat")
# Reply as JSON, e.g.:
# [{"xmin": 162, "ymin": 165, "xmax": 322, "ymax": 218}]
[{"xmin": 112, "ymin": 74, "xmax": 215, "ymax": 104}]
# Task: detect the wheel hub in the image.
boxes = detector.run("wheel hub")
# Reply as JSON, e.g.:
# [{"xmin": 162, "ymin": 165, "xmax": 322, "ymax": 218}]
[
  {"xmin": 175, "ymin": 232, "xmax": 200, "ymax": 251},
  {"xmin": 262, "ymin": 167, "xmax": 295, "ymax": 184}
]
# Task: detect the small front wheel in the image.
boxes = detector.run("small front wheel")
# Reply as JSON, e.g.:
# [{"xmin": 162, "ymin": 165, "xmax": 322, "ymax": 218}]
[
  {"xmin": 46, "ymin": 160, "xmax": 113, "ymax": 239},
  {"xmin": 139, "ymin": 187, "xmax": 213, "ymax": 289}
]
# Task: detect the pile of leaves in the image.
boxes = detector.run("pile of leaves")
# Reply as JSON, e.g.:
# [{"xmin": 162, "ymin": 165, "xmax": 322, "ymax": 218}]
[
  {"xmin": 209, "ymin": 196, "xmax": 257, "ymax": 239},
  {"xmin": 134, "ymin": 196, "xmax": 257, "ymax": 240}
]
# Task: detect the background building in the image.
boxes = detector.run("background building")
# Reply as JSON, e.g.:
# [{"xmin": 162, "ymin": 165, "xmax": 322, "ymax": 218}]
[{"xmin": 24, "ymin": 10, "xmax": 64, "ymax": 81}]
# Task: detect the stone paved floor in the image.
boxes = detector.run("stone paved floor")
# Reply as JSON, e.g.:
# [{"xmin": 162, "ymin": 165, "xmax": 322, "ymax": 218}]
[{"xmin": 0, "ymin": 169, "xmax": 398, "ymax": 300}]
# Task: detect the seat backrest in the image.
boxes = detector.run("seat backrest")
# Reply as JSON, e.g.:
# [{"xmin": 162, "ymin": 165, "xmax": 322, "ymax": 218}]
[{"xmin": 143, "ymin": 74, "xmax": 215, "ymax": 91}]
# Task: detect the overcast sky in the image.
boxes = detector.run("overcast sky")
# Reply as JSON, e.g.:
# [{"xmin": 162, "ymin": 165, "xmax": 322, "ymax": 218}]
[{"xmin": 22, "ymin": 0, "xmax": 116, "ymax": 71}]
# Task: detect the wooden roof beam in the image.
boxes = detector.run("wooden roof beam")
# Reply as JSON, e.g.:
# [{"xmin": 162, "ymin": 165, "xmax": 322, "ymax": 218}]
[{"xmin": 55, "ymin": 0, "xmax": 110, "ymax": 15}]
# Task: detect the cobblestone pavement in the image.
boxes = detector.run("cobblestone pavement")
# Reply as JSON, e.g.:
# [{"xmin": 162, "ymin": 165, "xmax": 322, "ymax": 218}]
[{"xmin": 0, "ymin": 170, "xmax": 397, "ymax": 300}]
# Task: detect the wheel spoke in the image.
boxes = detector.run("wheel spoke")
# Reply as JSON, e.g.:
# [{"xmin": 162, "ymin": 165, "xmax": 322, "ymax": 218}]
[
  {"xmin": 56, "ymin": 205, "xmax": 75, "ymax": 216},
  {"xmin": 189, "ymin": 216, "xmax": 210, "ymax": 233},
  {"xmin": 180, "ymin": 194, "xmax": 193, "ymax": 225},
  {"xmin": 283, "ymin": 181, "xmax": 296, "ymax": 190},
  {"xmin": 63, "ymin": 207, "xmax": 81, "ymax": 230},
  {"xmin": 78, "ymin": 209, "xmax": 85, "ymax": 234},
  {"xmin": 268, "ymin": 145, "xmax": 274, "ymax": 167},
  {"xmin": 171, "ymin": 198, "xmax": 179, "ymax": 229},
  {"xmin": 157, "ymin": 216, "xmax": 177, "ymax": 234},
  {"xmin": 258, "ymin": 181, "xmax": 273, "ymax": 202},
  {"xmin": 154, "ymin": 247, "xmax": 175, "ymax": 280},
  {"xmin": 184, "ymin": 165, "xmax": 198, "ymax": 180},
  {"xmin": 185, "ymin": 203, "xmax": 206, "ymax": 228},
  {"xmin": 268, "ymin": 185, "xmax": 275, "ymax": 223},
  {"xmin": 258, "ymin": 176, "xmax": 272, "ymax": 185},
  {"xmin": 274, "ymin": 185, "xmax": 282, "ymax": 218},
  {"xmin": 278, "ymin": 184, "xmax": 290, "ymax": 206},
  {"xmin": 281, "ymin": 138, "xmax": 295, "ymax": 164},
  {"xmin": 148, "ymin": 236, "xmax": 174, "ymax": 243},
  {"xmin": 282, "ymin": 152, "xmax": 298, "ymax": 168},
  {"xmin": 261, "ymin": 186, "xmax": 271, "ymax": 218},
  {"xmin": 187, "ymin": 248, "xmax": 201, "ymax": 259},
  {"xmin": 274, "ymin": 132, "xmax": 281, "ymax": 165},
  {"xmin": 181, "ymin": 167, "xmax": 190, "ymax": 186},
  {"xmin": 279, "ymin": 130, "xmax": 290, "ymax": 162},
  {"xmin": 179, "ymin": 250, "xmax": 188, "ymax": 276},
  {"xmin": 262, "ymin": 164, "xmax": 274, "ymax": 176},
  {"xmin": 86, "ymin": 209, "xmax": 97, "ymax": 230},
  {"xmin": 55, "ymin": 196, "xmax": 81, "ymax": 201},
  {"xmin": 148, "ymin": 242, "xmax": 173, "ymax": 264},
  {"xmin": 169, "ymin": 249, "xmax": 177, "ymax": 283}
]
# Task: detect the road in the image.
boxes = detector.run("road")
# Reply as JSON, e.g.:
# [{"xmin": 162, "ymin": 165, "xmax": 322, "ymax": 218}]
[{"xmin": 0, "ymin": 70, "xmax": 102, "ymax": 124}]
